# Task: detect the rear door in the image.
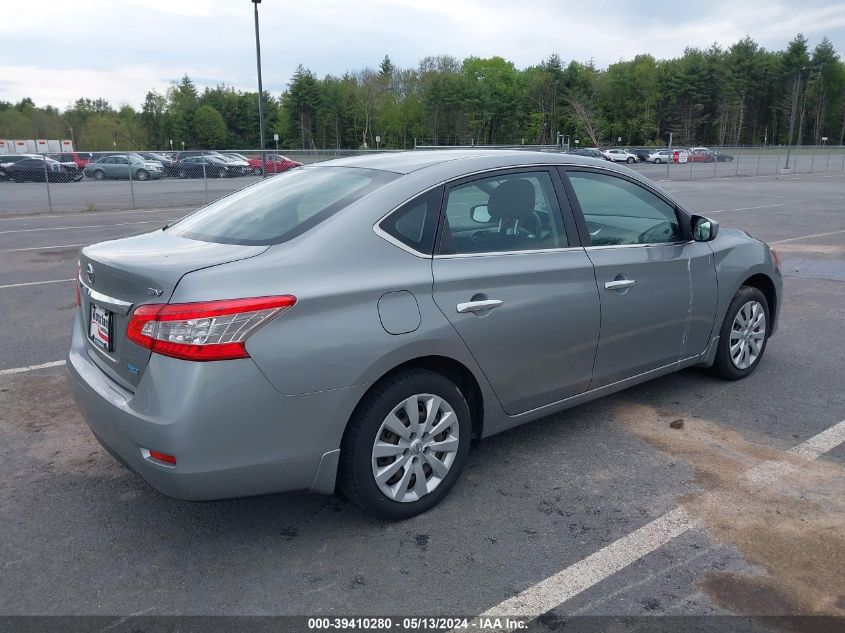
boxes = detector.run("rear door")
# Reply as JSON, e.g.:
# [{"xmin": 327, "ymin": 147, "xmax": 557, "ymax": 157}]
[
  {"xmin": 561, "ymin": 167, "xmax": 717, "ymax": 388},
  {"xmin": 431, "ymin": 168, "xmax": 600, "ymax": 415}
]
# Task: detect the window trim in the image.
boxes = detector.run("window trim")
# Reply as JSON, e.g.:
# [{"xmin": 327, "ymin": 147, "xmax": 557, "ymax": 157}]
[{"xmin": 558, "ymin": 166, "xmax": 692, "ymax": 248}]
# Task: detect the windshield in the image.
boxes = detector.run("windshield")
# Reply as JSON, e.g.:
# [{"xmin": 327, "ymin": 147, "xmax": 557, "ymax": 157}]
[{"xmin": 168, "ymin": 166, "xmax": 397, "ymax": 246}]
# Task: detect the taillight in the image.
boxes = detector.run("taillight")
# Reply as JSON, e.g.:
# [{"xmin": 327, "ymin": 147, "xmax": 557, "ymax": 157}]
[
  {"xmin": 126, "ymin": 295, "xmax": 296, "ymax": 361},
  {"xmin": 75, "ymin": 262, "xmax": 81, "ymax": 306}
]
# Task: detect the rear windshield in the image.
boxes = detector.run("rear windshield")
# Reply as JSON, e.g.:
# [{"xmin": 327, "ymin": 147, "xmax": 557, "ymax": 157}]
[{"xmin": 168, "ymin": 166, "xmax": 397, "ymax": 245}]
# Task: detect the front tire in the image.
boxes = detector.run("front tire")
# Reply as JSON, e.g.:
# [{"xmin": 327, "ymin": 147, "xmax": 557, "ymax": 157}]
[
  {"xmin": 93, "ymin": 170, "xmax": 105, "ymax": 181},
  {"xmin": 626, "ymin": 157, "xmax": 635, "ymax": 163},
  {"xmin": 252, "ymin": 166, "xmax": 263, "ymax": 176},
  {"xmin": 654, "ymin": 158, "xmax": 662, "ymax": 164},
  {"xmin": 136, "ymin": 169, "xmax": 149, "ymax": 181},
  {"xmin": 339, "ymin": 369, "xmax": 471, "ymax": 520},
  {"xmin": 711, "ymin": 286, "xmax": 770, "ymax": 380}
]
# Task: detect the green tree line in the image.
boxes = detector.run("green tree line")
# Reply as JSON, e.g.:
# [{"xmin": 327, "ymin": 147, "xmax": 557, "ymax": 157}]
[{"xmin": 2, "ymin": 34, "xmax": 844, "ymax": 150}]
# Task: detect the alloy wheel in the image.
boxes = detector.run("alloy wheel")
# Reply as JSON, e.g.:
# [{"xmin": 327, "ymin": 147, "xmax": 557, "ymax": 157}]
[
  {"xmin": 371, "ymin": 393, "xmax": 460, "ymax": 503},
  {"xmin": 729, "ymin": 300, "xmax": 766, "ymax": 370}
]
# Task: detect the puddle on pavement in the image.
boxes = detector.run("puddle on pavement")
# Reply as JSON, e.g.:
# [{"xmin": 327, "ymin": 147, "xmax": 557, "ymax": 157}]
[{"xmin": 613, "ymin": 403, "xmax": 845, "ymax": 617}]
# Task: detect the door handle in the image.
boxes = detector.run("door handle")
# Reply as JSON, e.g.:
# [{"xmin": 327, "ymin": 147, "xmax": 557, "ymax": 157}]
[
  {"xmin": 456, "ymin": 299, "xmax": 503, "ymax": 313},
  {"xmin": 604, "ymin": 279, "xmax": 636, "ymax": 291}
]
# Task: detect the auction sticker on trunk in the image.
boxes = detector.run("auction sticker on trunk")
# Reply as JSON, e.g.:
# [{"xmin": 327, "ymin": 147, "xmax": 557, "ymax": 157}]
[{"xmin": 89, "ymin": 304, "xmax": 112, "ymax": 351}]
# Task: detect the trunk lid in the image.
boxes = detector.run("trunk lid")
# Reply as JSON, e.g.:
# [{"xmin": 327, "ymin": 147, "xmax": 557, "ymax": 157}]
[{"xmin": 78, "ymin": 229, "xmax": 267, "ymax": 390}]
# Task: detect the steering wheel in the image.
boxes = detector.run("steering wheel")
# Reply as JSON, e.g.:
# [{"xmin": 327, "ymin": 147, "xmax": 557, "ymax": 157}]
[
  {"xmin": 513, "ymin": 211, "xmax": 542, "ymax": 239},
  {"xmin": 637, "ymin": 222, "xmax": 674, "ymax": 244}
]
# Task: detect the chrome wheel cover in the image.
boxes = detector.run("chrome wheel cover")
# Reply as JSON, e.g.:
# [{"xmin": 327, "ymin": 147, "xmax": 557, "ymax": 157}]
[
  {"xmin": 730, "ymin": 300, "xmax": 766, "ymax": 370},
  {"xmin": 371, "ymin": 393, "xmax": 459, "ymax": 503}
]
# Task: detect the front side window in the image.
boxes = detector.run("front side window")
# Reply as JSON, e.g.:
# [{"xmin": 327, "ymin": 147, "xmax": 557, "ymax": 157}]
[
  {"xmin": 169, "ymin": 166, "xmax": 396, "ymax": 245},
  {"xmin": 567, "ymin": 171, "xmax": 682, "ymax": 246},
  {"xmin": 439, "ymin": 171, "xmax": 567, "ymax": 255}
]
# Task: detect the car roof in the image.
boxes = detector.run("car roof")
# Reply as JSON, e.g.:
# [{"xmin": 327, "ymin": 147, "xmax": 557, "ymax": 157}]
[{"xmin": 315, "ymin": 149, "xmax": 636, "ymax": 175}]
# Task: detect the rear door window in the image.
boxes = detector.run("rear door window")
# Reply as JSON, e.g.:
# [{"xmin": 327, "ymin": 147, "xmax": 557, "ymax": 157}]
[{"xmin": 169, "ymin": 166, "xmax": 397, "ymax": 245}]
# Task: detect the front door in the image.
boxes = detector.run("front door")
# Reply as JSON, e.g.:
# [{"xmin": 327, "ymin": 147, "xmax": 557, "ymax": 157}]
[
  {"xmin": 431, "ymin": 169, "xmax": 601, "ymax": 415},
  {"xmin": 563, "ymin": 168, "xmax": 707, "ymax": 388}
]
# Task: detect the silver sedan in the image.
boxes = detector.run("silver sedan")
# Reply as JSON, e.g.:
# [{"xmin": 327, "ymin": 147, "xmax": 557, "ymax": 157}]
[{"xmin": 68, "ymin": 150, "xmax": 782, "ymax": 519}]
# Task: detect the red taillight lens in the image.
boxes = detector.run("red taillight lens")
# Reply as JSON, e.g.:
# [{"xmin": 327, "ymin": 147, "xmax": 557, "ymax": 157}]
[
  {"xmin": 148, "ymin": 450, "xmax": 176, "ymax": 465},
  {"xmin": 75, "ymin": 262, "xmax": 81, "ymax": 306},
  {"xmin": 126, "ymin": 295, "xmax": 296, "ymax": 361}
]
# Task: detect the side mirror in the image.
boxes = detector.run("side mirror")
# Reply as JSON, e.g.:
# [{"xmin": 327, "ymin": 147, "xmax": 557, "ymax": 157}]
[
  {"xmin": 471, "ymin": 204, "xmax": 492, "ymax": 223},
  {"xmin": 691, "ymin": 215, "xmax": 719, "ymax": 242}
]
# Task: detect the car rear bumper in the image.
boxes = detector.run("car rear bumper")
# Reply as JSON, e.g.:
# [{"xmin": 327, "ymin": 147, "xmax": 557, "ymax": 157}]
[{"xmin": 67, "ymin": 317, "xmax": 366, "ymax": 500}]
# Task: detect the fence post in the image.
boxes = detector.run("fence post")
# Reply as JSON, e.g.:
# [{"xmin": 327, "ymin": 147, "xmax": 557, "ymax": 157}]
[
  {"xmin": 713, "ymin": 150, "xmax": 719, "ymax": 178},
  {"xmin": 42, "ymin": 157, "xmax": 53, "ymax": 213},
  {"xmin": 202, "ymin": 150, "xmax": 208, "ymax": 203},
  {"xmin": 810, "ymin": 145, "xmax": 816, "ymax": 173},
  {"xmin": 735, "ymin": 145, "xmax": 741, "ymax": 176},
  {"xmin": 825, "ymin": 145, "xmax": 831, "ymax": 173},
  {"xmin": 775, "ymin": 153, "xmax": 781, "ymax": 175},
  {"xmin": 688, "ymin": 154, "xmax": 694, "ymax": 180},
  {"xmin": 127, "ymin": 157, "xmax": 136, "ymax": 209},
  {"xmin": 756, "ymin": 149, "xmax": 761, "ymax": 175},
  {"xmin": 793, "ymin": 151, "xmax": 799, "ymax": 174},
  {"xmin": 840, "ymin": 148, "xmax": 845, "ymax": 172}
]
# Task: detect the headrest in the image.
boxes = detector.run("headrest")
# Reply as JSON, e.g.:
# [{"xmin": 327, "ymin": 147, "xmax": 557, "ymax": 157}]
[{"xmin": 488, "ymin": 179, "xmax": 536, "ymax": 220}]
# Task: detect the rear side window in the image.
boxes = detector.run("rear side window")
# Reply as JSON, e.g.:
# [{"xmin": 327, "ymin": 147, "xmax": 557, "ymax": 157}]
[
  {"xmin": 169, "ymin": 166, "xmax": 397, "ymax": 246},
  {"xmin": 378, "ymin": 187, "xmax": 442, "ymax": 255}
]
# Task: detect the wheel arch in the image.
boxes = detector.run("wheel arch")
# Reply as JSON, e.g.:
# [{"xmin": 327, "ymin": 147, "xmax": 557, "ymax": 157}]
[
  {"xmin": 347, "ymin": 355, "xmax": 485, "ymax": 444},
  {"xmin": 739, "ymin": 272, "xmax": 777, "ymax": 334}
]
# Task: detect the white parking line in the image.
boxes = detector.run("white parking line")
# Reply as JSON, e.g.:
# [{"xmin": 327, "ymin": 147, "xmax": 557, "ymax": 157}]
[
  {"xmin": 708, "ymin": 203, "xmax": 785, "ymax": 214},
  {"xmin": 0, "ymin": 244, "xmax": 82, "ymax": 254},
  {"xmin": 479, "ymin": 417, "xmax": 845, "ymax": 619},
  {"xmin": 0, "ymin": 207, "xmax": 191, "ymax": 222},
  {"xmin": 771, "ymin": 229, "xmax": 845, "ymax": 245},
  {"xmin": 0, "ymin": 278, "xmax": 74, "ymax": 289},
  {"xmin": 0, "ymin": 360, "xmax": 66, "ymax": 376},
  {"xmin": 0, "ymin": 220, "xmax": 163, "ymax": 235}
]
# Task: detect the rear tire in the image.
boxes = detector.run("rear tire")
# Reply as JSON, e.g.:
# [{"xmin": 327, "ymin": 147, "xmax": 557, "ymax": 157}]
[
  {"xmin": 339, "ymin": 369, "xmax": 471, "ymax": 520},
  {"xmin": 252, "ymin": 166, "xmax": 263, "ymax": 176},
  {"xmin": 217, "ymin": 168, "xmax": 227, "ymax": 178},
  {"xmin": 710, "ymin": 286, "xmax": 770, "ymax": 381},
  {"xmin": 654, "ymin": 158, "xmax": 662, "ymax": 164}
]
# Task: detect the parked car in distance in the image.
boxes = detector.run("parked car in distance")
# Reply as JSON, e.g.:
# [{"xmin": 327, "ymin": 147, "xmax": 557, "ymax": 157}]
[
  {"xmin": 629, "ymin": 148, "xmax": 652, "ymax": 162},
  {"xmin": 68, "ymin": 150, "xmax": 782, "ymax": 519},
  {"xmin": 137, "ymin": 152, "xmax": 174, "ymax": 167},
  {"xmin": 218, "ymin": 154, "xmax": 251, "ymax": 172},
  {"xmin": 712, "ymin": 150, "xmax": 735, "ymax": 162},
  {"xmin": 603, "ymin": 148, "xmax": 639, "ymax": 163},
  {"xmin": 84, "ymin": 155, "xmax": 164, "ymax": 181},
  {"xmin": 1, "ymin": 153, "xmax": 39, "ymax": 180},
  {"xmin": 646, "ymin": 149, "xmax": 671, "ymax": 164},
  {"xmin": 5, "ymin": 156, "xmax": 82, "ymax": 182},
  {"xmin": 688, "ymin": 147, "xmax": 716, "ymax": 163},
  {"xmin": 221, "ymin": 152, "xmax": 252, "ymax": 163},
  {"xmin": 567, "ymin": 148, "xmax": 612, "ymax": 162},
  {"xmin": 47, "ymin": 152, "xmax": 93, "ymax": 169},
  {"xmin": 172, "ymin": 150, "xmax": 227, "ymax": 162},
  {"xmin": 172, "ymin": 155, "xmax": 248, "ymax": 178},
  {"xmin": 246, "ymin": 153, "xmax": 303, "ymax": 176}
]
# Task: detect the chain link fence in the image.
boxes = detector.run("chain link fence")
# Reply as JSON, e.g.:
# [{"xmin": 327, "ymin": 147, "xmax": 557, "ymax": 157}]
[{"xmin": 2, "ymin": 145, "xmax": 843, "ymax": 215}]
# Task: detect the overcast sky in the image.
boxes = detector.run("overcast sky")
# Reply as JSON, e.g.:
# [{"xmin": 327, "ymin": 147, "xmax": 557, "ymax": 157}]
[{"xmin": 2, "ymin": 0, "xmax": 844, "ymax": 110}]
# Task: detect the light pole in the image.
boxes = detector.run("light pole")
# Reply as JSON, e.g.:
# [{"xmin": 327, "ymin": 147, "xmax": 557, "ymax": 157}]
[{"xmin": 252, "ymin": 0, "xmax": 267, "ymax": 178}]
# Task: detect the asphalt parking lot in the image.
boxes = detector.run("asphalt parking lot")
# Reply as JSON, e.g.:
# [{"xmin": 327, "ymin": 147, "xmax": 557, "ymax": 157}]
[{"xmin": 1, "ymin": 171, "xmax": 844, "ymax": 628}]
